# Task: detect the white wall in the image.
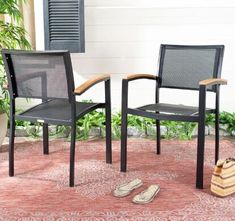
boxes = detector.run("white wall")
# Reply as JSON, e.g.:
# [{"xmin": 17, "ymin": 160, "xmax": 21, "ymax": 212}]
[{"xmin": 34, "ymin": 0, "xmax": 235, "ymax": 112}]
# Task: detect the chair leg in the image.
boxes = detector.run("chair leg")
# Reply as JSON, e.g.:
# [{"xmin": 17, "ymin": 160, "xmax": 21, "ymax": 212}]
[
  {"xmin": 121, "ymin": 112, "xmax": 128, "ymax": 172},
  {"xmin": 69, "ymin": 124, "xmax": 76, "ymax": 187},
  {"xmin": 105, "ymin": 106, "xmax": 112, "ymax": 164},
  {"xmin": 215, "ymin": 110, "xmax": 219, "ymax": 165},
  {"xmin": 121, "ymin": 79, "xmax": 128, "ymax": 172},
  {"xmin": 43, "ymin": 123, "xmax": 49, "ymax": 155},
  {"xmin": 156, "ymin": 120, "xmax": 161, "ymax": 154},
  {"xmin": 196, "ymin": 119, "xmax": 206, "ymax": 189},
  {"xmin": 9, "ymin": 117, "xmax": 15, "ymax": 177},
  {"xmin": 105, "ymin": 80, "xmax": 112, "ymax": 164}
]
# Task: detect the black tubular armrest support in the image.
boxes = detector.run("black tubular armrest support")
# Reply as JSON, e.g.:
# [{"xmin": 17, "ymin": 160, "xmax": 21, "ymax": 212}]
[
  {"xmin": 198, "ymin": 78, "xmax": 227, "ymax": 113},
  {"xmin": 121, "ymin": 73, "xmax": 159, "ymax": 109}
]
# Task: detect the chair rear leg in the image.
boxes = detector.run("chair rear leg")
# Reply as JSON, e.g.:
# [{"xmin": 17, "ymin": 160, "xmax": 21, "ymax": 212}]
[
  {"xmin": 215, "ymin": 110, "xmax": 219, "ymax": 165},
  {"xmin": 105, "ymin": 80, "xmax": 112, "ymax": 164},
  {"xmin": 43, "ymin": 123, "xmax": 49, "ymax": 155},
  {"xmin": 69, "ymin": 124, "xmax": 76, "ymax": 187},
  {"xmin": 121, "ymin": 112, "xmax": 128, "ymax": 172},
  {"xmin": 156, "ymin": 120, "xmax": 161, "ymax": 154},
  {"xmin": 9, "ymin": 117, "xmax": 15, "ymax": 177}
]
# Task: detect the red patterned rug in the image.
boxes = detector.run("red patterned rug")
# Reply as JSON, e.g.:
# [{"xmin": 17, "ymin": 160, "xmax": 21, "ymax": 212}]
[{"xmin": 0, "ymin": 138, "xmax": 234, "ymax": 220}]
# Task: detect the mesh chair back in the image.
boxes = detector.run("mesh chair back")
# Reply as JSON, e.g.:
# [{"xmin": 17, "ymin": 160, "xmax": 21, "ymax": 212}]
[
  {"xmin": 158, "ymin": 45, "xmax": 224, "ymax": 91},
  {"xmin": 2, "ymin": 50, "xmax": 74, "ymax": 100}
]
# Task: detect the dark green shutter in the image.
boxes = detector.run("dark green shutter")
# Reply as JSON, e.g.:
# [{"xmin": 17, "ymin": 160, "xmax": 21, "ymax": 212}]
[{"xmin": 43, "ymin": 0, "xmax": 85, "ymax": 53}]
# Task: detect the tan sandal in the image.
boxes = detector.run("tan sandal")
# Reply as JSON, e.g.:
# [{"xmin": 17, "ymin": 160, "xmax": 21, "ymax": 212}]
[
  {"xmin": 113, "ymin": 178, "xmax": 143, "ymax": 197},
  {"xmin": 132, "ymin": 184, "xmax": 160, "ymax": 204}
]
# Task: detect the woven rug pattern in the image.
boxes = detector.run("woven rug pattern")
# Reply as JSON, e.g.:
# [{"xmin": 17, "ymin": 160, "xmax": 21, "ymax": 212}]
[{"xmin": 0, "ymin": 139, "xmax": 234, "ymax": 220}]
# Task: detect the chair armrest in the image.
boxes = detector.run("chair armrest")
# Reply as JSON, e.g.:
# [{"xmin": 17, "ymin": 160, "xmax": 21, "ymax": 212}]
[
  {"xmin": 198, "ymin": 78, "xmax": 227, "ymax": 117},
  {"xmin": 124, "ymin": 74, "xmax": 158, "ymax": 82},
  {"xmin": 199, "ymin": 78, "xmax": 227, "ymax": 87},
  {"xmin": 74, "ymin": 74, "xmax": 110, "ymax": 95}
]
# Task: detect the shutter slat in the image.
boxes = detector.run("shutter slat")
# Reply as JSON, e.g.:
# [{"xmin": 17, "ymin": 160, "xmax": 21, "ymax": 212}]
[
  {"xmin": 51, "ymin": 23, "xmax": 78, "ymax": 27},
  {"xmin": 49, "ymin": 17, "xmax": 79, "ymax": 20},
  {"xmin": 49, "ymin": 7, "xmax": 78, "ymax": 10},
  {"xmin": 50, "ymin": 38, "xmax": 79, "ymax": 40},
  {"xmin": 51, "ymin": 32, "xmax": 79, "ymax": 34},
  {"xmin": 49, "ymin": 13, "xmax": 78, "ymax": 16},
  {"xmin": 50, "ymin": 28, "xmax": 79, "ymax": 30}
]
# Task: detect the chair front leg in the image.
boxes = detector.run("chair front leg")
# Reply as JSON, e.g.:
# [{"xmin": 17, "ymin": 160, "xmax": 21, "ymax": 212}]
[
  {"xmin": 43, "ymin": 123, "xmax": 49, "ymax": 155},
  {"xmin": 121, "ymin": 79, "xmax": 128, "ymax": 172},
  {"xmin": 196, "ymin": 117, "xmax": 206, "ymax": 189},
  {"xmin": 215, "ymin": 109, "xmax": 219, "ymax": 164},
  {"xmin": 9, "ymin": 99, "xmax": 15, "ymax": 177},
  {"xmin": 215, "ymin": 86, "xmax": 220, "ymax": 164},
  {"xmin": 105, "ymin": 80, "xmax": 112, "ymax": 164},
  {"xmin": 196, "ymin": 85, "xmax": 206, "ymax": 189},
  {"xmin": 69, "ymin": 123, "xmax": 76, "ymax": 187}
]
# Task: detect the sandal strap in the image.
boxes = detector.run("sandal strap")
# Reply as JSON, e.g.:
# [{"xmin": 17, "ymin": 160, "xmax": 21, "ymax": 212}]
[{"xmin": 117, "ymin": 178, "xmax": 142, "ymax": 191}]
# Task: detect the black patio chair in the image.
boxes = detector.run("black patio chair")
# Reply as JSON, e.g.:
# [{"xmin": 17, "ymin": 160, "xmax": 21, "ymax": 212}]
[
  {"xmin": 120, "ymin": 45, "xmax": 227, "ymax": 189},
  {"xmin": 2, "ymin": 49, "xmax": 112, "ymax": 187}
]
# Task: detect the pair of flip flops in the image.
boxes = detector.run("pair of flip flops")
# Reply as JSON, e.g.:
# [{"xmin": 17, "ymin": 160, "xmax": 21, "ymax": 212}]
[{"xmin": 113, "ymin": 178, "xmax": 160, "ymax": 204}]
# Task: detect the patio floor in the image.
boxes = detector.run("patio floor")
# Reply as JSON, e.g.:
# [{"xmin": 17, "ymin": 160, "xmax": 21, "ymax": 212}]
[{"xmin": 0, "ymin": 138, "xmax": 234, "ymax": 220}]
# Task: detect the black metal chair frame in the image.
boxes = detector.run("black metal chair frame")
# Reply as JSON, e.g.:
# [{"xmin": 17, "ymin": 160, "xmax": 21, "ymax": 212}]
[
  {"xmin": 2, "ymin": 49, "xmax": 112, "ymax": 187},
  {"xmin": 120, "ymin": 44, "xmax": 227, "ymax": 189}
]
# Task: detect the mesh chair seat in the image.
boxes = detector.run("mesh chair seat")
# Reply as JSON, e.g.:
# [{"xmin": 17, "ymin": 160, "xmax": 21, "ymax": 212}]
[
  {"xmin": 138, "ymin": 103, "xmax": 214, "ymax": 116},
  {"xmin": 16, "ymin": 99, "xmax": 102, "ymax": 125}
]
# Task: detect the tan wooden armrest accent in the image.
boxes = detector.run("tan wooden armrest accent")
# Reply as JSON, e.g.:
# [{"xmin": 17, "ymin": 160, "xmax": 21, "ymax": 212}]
[
  {"xmin": 124, "ymin": 74, "xmax": 157, "ymax": 81},
  {"xmin": 74, "ymin": 74, "xmax": 110, "ymax": 95},
  {"xmin": 199, "ymin": 78, "xmax": 227, "ymax": 86}
]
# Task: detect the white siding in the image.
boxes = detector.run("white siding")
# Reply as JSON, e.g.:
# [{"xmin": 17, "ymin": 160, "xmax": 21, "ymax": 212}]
[{"xmin": 34, "ymin": 0, "xmax": 235, "ymax": 111}]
